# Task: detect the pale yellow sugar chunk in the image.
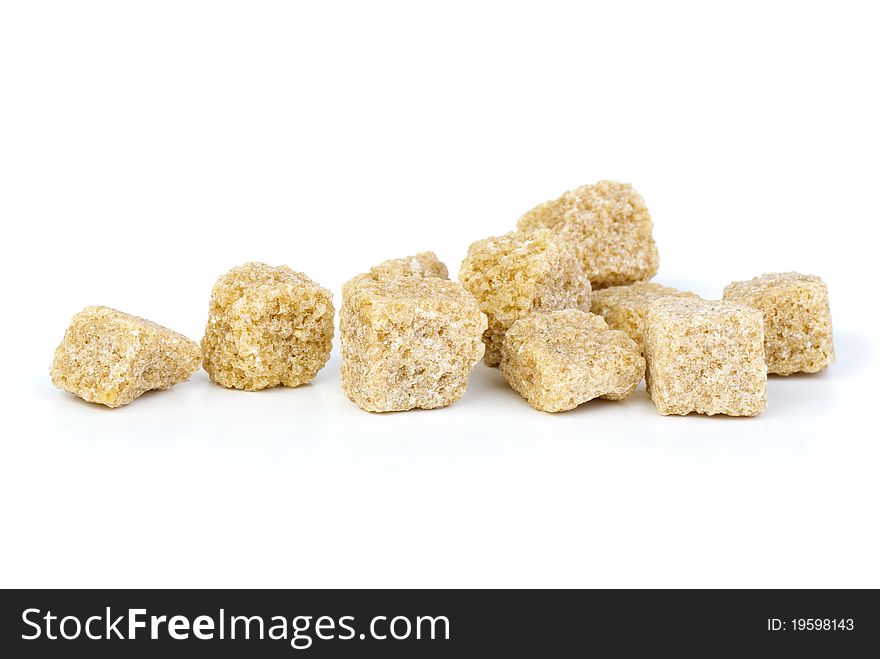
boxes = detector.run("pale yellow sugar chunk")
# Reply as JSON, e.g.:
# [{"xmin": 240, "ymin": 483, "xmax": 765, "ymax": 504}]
[
  {"xmin": 723, "ymin": 272, "xmax": 834, "ymax": 376},
  {"xmin": 342, "ymin": 251, "xmax": 448, "ymax": 298},
  {"xmin": 644, "ymin": 298, "xmax": 766, "ymax": 416},
  {"xmin": 201, "ymin": 262, "xmax": 334, "ymax": 391},
  {"xmin": 501, "ymin": 310, "xmax": 645, "ymax": 413},
  {"xmin": 51, "ymin": 306, "xmax": 201, "ymax": 408},
  {"xmin": 517, "ymin": 180, "xmax": 659, "ymax": 289},
  {"xmin": 591, "ymin": 282, "xmax": 699, "ymax": 351},
  {"xmin": 340, "ymin": 277, "xmax": 487, "ymax": 412},
  {"xmin": 458, "ymin": 229, "xmax": 591, "ymax": 366}
]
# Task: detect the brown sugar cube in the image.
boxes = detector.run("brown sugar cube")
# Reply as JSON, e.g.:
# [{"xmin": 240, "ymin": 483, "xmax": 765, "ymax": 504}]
[
  {"xmin": 590, "ymin": 282, "xmax": 699, "ymax": 351},
  {"xmin": 342, "ymin": 251, "xmax": 448, "ymax": 298},
  {"xmin": 723, "ymin": 272, "xmax": 834, "ymax": 376},
  {"xmin": 201, "ymin": 262, "xmax": 334, "ymax": 391},
  {"xmin": 500, "ymin": 310, "xmax": 645, "ymax": 413},
  {"xmin": 458, "ymin": 229, "xmax": 591, "ymax": 366},
  {"xmin": 340, "ymin": 277, "xmax": 487, "ymax": 412},
  {"xmin": 644, "ymin": 298, "xmax": 767, "ymax": 416},
  {"xmin": 517, "ymin": 180, "xmax": 659, "ymax": 289},
  {"xmin": 50, "ymin": 306, "xmax": 201, "ymax": 408}
]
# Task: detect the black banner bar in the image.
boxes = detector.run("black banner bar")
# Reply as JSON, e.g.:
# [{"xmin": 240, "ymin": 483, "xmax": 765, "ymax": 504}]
[{"xmin": 1, "ymin": 589, "xmax": 876, "ymax": 657}]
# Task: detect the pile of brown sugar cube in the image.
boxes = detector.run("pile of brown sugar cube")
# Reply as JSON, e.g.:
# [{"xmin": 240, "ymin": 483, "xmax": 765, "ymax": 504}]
[{"xmin": 51, "ymin": 180, "xmax": 835, "ymax": 416}]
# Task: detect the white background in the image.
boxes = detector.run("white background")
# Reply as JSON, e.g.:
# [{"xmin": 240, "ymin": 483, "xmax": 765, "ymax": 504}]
[{"xmin": 1, "ymin": 1, "xmax": 878, "ymax": 588}]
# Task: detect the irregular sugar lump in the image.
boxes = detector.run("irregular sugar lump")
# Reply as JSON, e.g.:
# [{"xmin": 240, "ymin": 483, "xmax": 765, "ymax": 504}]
[
  {"xmin": 459, "ymin": 229, "xmax": 591, "ymax": 367},
  {"xmin": 342, "ymin": 251, "xmax": 449, "ymax": 298},
  {"xmin": 723, "ymin": 272, "xmax": 834, "ymax": 376},
  {"xmin": 590, "ymin": 282, "xmax": 699, "ymax": 351},
  {"xmin": 201, "ymin": 262, "xmax": 334, "ymax": 391},
  {"xmin": 50, "ymin": 306, "xmax": 201, "ymax": 408},
  {"xmin": 340, "ymin": 277, "xmax": 487, "ymax": 412},
  {"xmin": 644, "ymin": 298, "xmax": 766, "ymax": 417},
  {"xmin": 517, "ymin": 180, "xmax": 659, "ymax": 289},
  {"xmin": 501, "ymin": 310, "xmax": 645, "ymax": 413}
]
